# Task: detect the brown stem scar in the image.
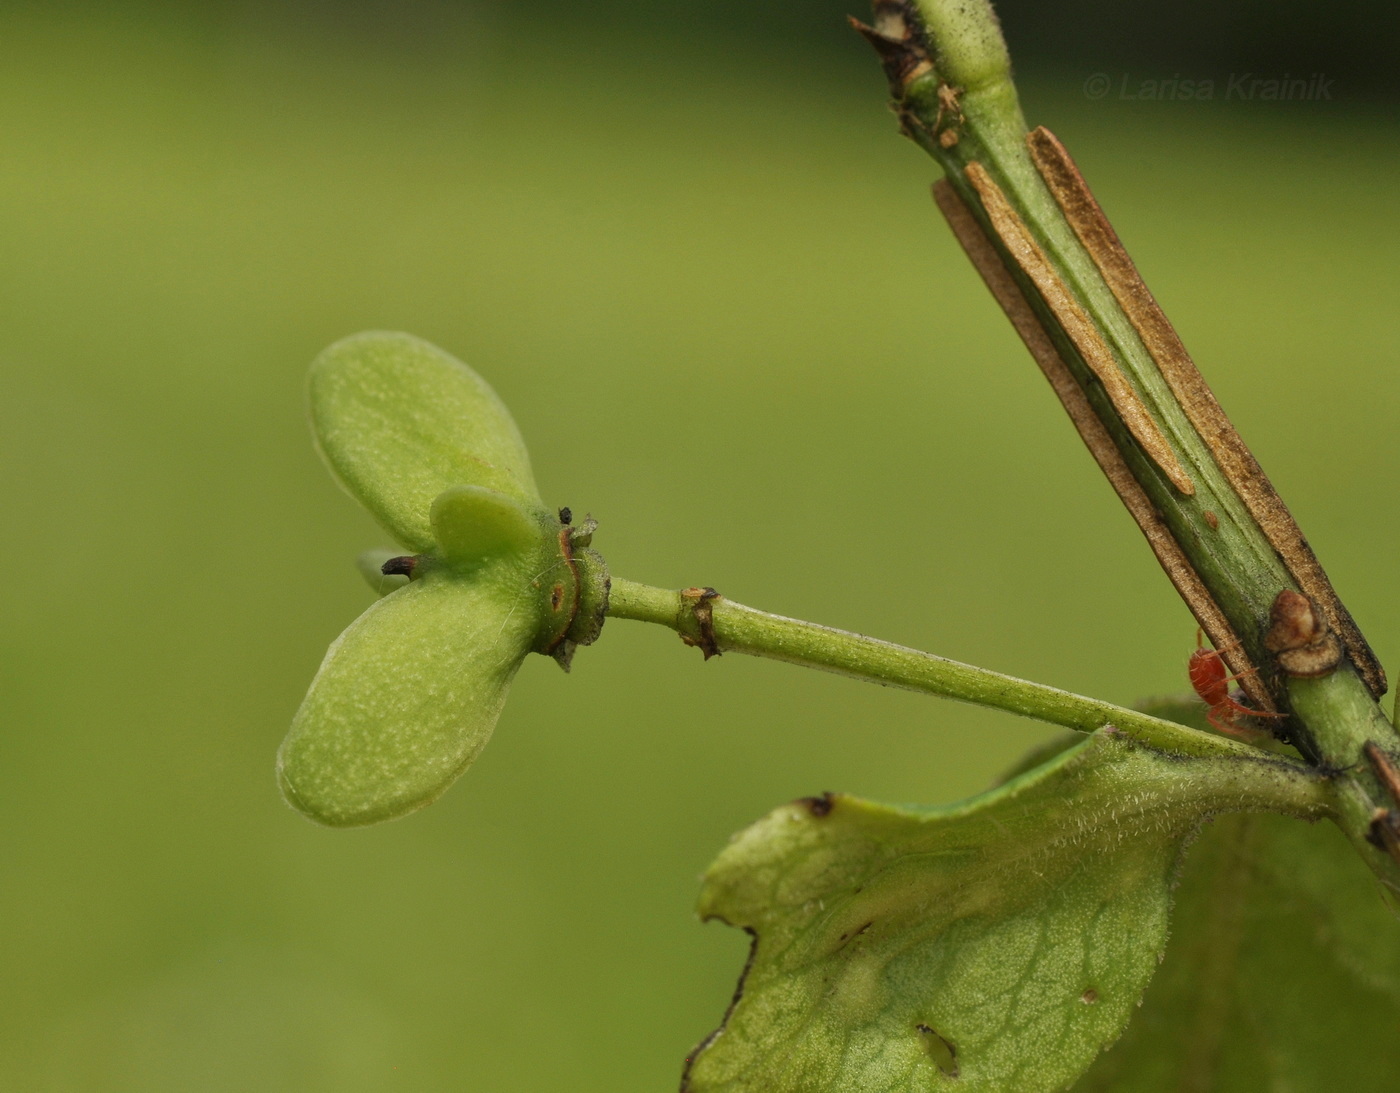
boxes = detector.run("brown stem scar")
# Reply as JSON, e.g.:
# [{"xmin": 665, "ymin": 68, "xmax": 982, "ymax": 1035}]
[
  {"xmin": 1366, "ymin": 807, "xmax": 1400, "ymax": 862},
  {"xmin": 848, "ymin": 2, "xmax": 933, "ymax": 97},
  {"xmin": 1027, "ymin": 126, "xmax": 1384, "ymax": 699},
  {"xmin": 679, "ymin": 586, "xmax": 722, "ymax": 660},
  {"xmin": 932, "ymin": 180, "xmax": 1271, "ymax": 712},
  {"xmin": 1364, "ymin": 742, "xmax": 1400, "ymax": 806},
  {"xmin": 544, "ymin": 526, "xmax": 582, "ymax": 655},
  {"xmin": 934, "ymin": 84, "xmax": 964, "ymax": 148},
  {"xmin": 962, "ymin": 161, "xmax": 1196, "ymax": 498},
  {"xmin": 1264, "ymin": 589, "xmax": 1342, "ymax": 678}
]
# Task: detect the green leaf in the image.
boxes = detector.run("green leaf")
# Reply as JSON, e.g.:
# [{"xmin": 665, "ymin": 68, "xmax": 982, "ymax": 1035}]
[
  {"xmin": 1073, "ymin": 798, "xmax": 1400, "ymax": 1091},
  {"xmin": 682, "ymin": 731, "xmax": 1327, "ymax": 1093},
  {"xmin": 277, "ymin": 565, "xmax": 540, "ymax": 827},
  {"xmin": 309, "ymin": 331, "xmax": 541, "ymax": 554}
]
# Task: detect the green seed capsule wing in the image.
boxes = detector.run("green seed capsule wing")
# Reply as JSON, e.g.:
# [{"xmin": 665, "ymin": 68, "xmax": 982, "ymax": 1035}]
[
  {"xmin": 277, "ymin": 566, "xmax": 538, "ymax": 827},
  {"xmin": 309, "ymin": 331, "xmax": 542, "ymax": 554}
]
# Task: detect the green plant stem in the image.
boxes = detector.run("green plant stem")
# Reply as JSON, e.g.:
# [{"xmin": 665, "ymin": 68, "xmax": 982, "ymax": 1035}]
[
  {"xmin": 607, "ymin": 578, "xmax": 1309, "ymax": 771},
  {"xmin": 894, "ymin": 4, "xmax": 1297, "ymax": 662},
  {"xmin": 858, "ymin": 0, "xmax": 1400, "ymax": 895},
  {"xmin": 882, "ymin": 0, "xmax": 1400, "ymax": 756}
]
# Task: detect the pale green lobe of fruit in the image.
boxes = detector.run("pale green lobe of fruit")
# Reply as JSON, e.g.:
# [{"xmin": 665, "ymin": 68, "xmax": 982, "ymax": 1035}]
[
  {"xmin": 278, "ymin": 566, "xmax": 540, "ymax": 827},
  {"xmin": 309, "ymin": 331, "xmax": 542, "ymax": 554},
  {"xmin": 682, "ymin": 731, "xmax": 1325, "ymax": 1093},
  {"xmin": 430, "ymin": 484, "xmax": 542, "ymax": 566}
]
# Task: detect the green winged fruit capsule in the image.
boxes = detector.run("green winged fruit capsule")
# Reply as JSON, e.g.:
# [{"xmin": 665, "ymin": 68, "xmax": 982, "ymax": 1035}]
[
  {"xmin": 308, "ymin": 330, "xmax": 541, "ymax": 553},
  {"xmin": 279, "ymin": 332, "xmax": 604, "ymax": 827},
  {"xmin": 278, "ymin": 566, "xmax": 541, "ymax": 826}
]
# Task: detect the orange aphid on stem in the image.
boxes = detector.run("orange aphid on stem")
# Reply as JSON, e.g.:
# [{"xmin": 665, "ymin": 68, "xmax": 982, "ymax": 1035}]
[{"xmin": 1188, "ymin": 630, "xmax": 1286, "ymax": 740}]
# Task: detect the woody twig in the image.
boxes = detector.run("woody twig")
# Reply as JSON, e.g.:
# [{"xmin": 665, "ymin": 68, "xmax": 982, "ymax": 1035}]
[{"xmin": 855, "ymin": 0, "xmax": 1400, "ymax": 884}]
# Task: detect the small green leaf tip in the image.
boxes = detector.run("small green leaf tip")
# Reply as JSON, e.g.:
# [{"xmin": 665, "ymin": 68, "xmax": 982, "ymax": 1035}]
[
  {"xmin": 430, "ymin": 484, "xmax": 541, "ymax": 565},
  {"xmin": 285, "ymin": 332, "xmax": 611, "ymax": 826},
  {"xmin": 309, "ymin": 331, "xmax": 541, "ymax": 553},
  {"xmin": 681, "ymin": 731, "xmax": 1329, "ymax": 1092}
]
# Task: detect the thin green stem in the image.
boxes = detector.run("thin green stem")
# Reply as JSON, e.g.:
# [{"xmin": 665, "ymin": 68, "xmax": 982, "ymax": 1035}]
[{"xmin": 607, "ymin": 578, "xmax": 1303, "ymax": 768}]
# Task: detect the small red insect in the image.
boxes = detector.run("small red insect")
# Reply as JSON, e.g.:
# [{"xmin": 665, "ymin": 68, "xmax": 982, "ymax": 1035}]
[{"xmin": 1188, "ymin": 630, "xmax": 1286, "ymax": 739}]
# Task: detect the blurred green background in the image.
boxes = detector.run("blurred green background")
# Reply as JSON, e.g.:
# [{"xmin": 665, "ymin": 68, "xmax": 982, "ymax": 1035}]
[{"xmin": 1, "ymin": 2, "xmax": 1396, "ymax": 1089}]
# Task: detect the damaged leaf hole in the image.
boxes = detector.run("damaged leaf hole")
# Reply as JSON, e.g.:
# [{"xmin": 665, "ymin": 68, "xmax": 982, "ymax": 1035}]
[{"xmin": 916, "ymin": 1023, "xmax": 959, "ymax": 1077}]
